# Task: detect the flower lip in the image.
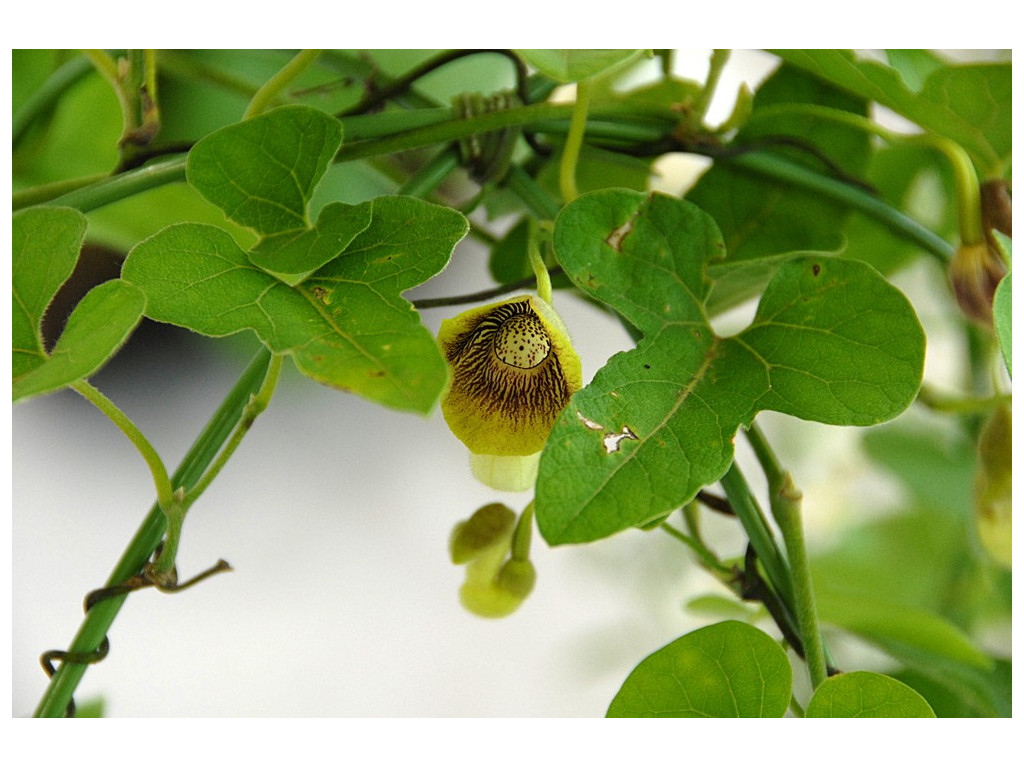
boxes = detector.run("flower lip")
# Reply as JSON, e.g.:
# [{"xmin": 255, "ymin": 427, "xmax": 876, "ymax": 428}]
[{"xmin": 439, "ymin": 294, "xmax": 582, "ymax": 457}]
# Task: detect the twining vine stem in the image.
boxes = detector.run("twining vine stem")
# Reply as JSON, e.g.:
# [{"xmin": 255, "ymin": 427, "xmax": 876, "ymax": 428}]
[
  {"xmin": 34, "ymin": 348, "xmax": 274, "ymax": 717},
  {"xmin": 744, "ymin": 422, "xmax": 829, "ymax": 689},
  {"xmin": 151, "ymin": 353, "xmax": 284, "ymax": 578}
]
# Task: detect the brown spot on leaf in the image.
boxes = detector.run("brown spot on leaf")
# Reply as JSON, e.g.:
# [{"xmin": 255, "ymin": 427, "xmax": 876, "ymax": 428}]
[
  {"xmin": 603, "ymin": 425, "xmax": 638, "ymax": 454},
  {"xmin": 577, "ymin": 411, "xmax": 605, "ymax": 431},
  {"xmin": 605, "ymin": 212, "xmax": 638, "ymax": 252}
]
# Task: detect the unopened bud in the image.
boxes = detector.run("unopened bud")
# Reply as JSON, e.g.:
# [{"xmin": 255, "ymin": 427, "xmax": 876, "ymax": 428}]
[
  {"xmin": 981, "ymin": 179, "xmax": 1012, "ymax": 243},
  {"xmin": 975, "ymin": 405, "xmax": 1011, "ymax": 568},
  {"xmin": 949, "ymin": 240, "xmax": 1007, "ymax": 328},
  {"xmin": 495, "ymin": 559, "xmax": 537, "ymax": 600},
  {"xmin": 449, "ymin": 503, "xmax": 516, "ymax": 565}
]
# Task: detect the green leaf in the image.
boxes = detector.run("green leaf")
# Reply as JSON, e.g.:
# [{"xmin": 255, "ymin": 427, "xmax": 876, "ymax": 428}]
[
  {"xmin": 687, "ymin": 63, "xmax": 870, "ymax": 265},
  {"xmin": 771, "ymin": 50, "xmax": 1010, "ymax": 172},
  {"xmin": 13, "ymin": 279, "xmax": 146, "ymax": 402},
  {"xmin": 606, "ymin": 621, "xmax": 792, "ymax": 718},
  {"xmin": 841, "ymin": 143, "xmax": 958, "ymax": 276},
  {"xmin": 13, "ymin": 206, "xmax": 145, "ymax": 402},
  {"xmin": 122, "ymin": 196, "xmax": 468, "ymax": 413},
  {"xmin": 705, "ymin": 251, "xmax": 829, "ymax": 317},
  {"xmin": 992, "ymin": 233, "xmax": 1011, "ymax": 376},
  {"xmin": 515, "ymin": 49, "xmax": 643, "ymax": 83},
  {"xmin": 248, "ymin": 201, "xmax": 373, "ymax": 285},
  {"xmin": 186, "ymin": 104, "xmax": 344, "ymax": 235},
  {"xmin": 805, "ymin": 671, "xmax": 935, "ymax": 718},
  {"xmin": 816, "ymin": 591, "xmax": 993, "ymax": 671},
  {"xmin": 538, "ymin": 145, "xmax": 653, "ymax": 200},
  {"xmin": 12, "ymin": 206, "xmax": 87, "ymax": 378},
  {"xmin": 890, "ymin": 659, "xmax": 1011, "ymax": 718},
  {"xmin": 885, "ymin": 50, "xmax": 946, "ymax": 92},
  {"xmin": 685, "ymin": 594, "xmax": 762, "ymax": 622},
  {"xmin": 537, "ymin": 190, "xmax": 924, "ymax": 545}
]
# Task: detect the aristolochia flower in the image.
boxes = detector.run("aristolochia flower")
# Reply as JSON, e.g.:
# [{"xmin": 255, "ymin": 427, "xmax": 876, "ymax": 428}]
[{"xmin": 439, "ymin": 294, "xmax": 582, "ymax": 491}]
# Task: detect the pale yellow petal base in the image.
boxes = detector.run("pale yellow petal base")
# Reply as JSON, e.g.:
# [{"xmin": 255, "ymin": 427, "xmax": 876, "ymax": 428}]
[{"xmin": 470, "ymin": 451, "xmax": 541, "ymax": 492}]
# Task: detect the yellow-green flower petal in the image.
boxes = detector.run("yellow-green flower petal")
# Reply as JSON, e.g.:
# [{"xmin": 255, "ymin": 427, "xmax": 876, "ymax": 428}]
[
  {"xmin": 439, "ymin": 294, "xmax": 582, "ymax": 457},
  {"xmin": 469, "ymin": 452, "xmax": 541, "ymax": 493},
  {"xmin": 450, "ymin": 503, "xmax": 537, "ymax": 618}
]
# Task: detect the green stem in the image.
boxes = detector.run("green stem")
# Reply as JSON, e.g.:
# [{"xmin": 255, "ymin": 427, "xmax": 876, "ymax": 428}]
[
  {"xmin": 396, "ymin": 147, "xmax": 460, "ymax": 198},
  {"xmin": 661, "ymin": 518, "xmax": 733, "ymax": 578},
  {"xmin": 13, "ymin": 54, "xmax": 93, "ymax": 146},
  {"xmin": 83, "ymin": 50, "xmax": 133, "ymax": 137},
  {"xmin": 726, "ymin": 151, "xmax": 956, "ymax": 263},
  {"xmin": 12, "ymin": 173, "xmax": 110, "ymax": 211},
  {"xmin": 16, "ymin": 155, "xmax": 189, "ymax": 213},
  {"xmin": 151, "ymin": 353, "xmax": 283, "ymax": 578},
  {"xmin": 336, "ymin": 101, "xmax": 671, "ymax": 164},
  {"xmin": 692, "ymin": 49, "xmax": 730, "ymax": 125},
  {"xmin": 917, "ymin": 384, "xmax": 1012, "ymax": 414},
  {"xmin": 243, "ymin": 49, "xmax": 323, "ymax": 120},
  {"xmin": 184, "ymin": 354, "xmax": 283, "ymax": 506},
  {"xmin": 510, "ymin": 502, "xmax": 534, "ymax": 562},
  {"xmin": 70, "ymin": 380, "xmax": 174, "ymax": 512},
  {"xmin": 745, "ymin": 424, "xmax": 828, "ymax": 689},
  {"xmin": 775, "ymin": 473, "xmax": 827, "ymax": 689},
  {"xmin": 528, "ymin": 231, "xmax": 553, "ymax": 304},
  {"xmin": 504, "ymin": 165, "xmax": 562, "ymax": 222},
  {"xmin": 747, "ymin": 103, "xmax": 982, "ymax": 247},
  {"xmin": 718, "ymin": 462, "xmax": 793, "ymax": 606},
  {"xmin": 559, "ymin": 78, "xmax": 591, "ymax": 203},
  {"xmin": 34, "ymin": 348, "xmax": 273, "ymax": 718}
]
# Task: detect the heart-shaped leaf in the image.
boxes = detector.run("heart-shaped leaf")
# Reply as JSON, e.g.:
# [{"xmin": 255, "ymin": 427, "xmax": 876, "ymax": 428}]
[
  {"xmin": 186, "ymin": 104, "xmax": 344, "ymax": 236},
  {"xmin": 248, "ymin": 201, "xmax": 373, "ymax": 285},
  {"xmin": 537, "ymin": 190, "xmax": 924, "ymax": 545},
  {"xmin": 13, "ymin": 206, "xmax": 144, "ymax": 402},
  {"xmin": 12, "ymin": 206, "xmax": 87, "ymax": 378},
  {"xmin": 122, "ymin": 196, "xmax": 468, "ymax": 413},
  {"xmin": 607, "ymin": 621, "xmax": 792, "ymax": 717},
  {"xmin": 805, "ymin": 671, "xmax": 935, "ymax": 717}
]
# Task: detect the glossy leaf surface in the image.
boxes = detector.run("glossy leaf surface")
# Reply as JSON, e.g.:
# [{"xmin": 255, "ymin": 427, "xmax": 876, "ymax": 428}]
[
  {"xmin": 186, "ymin": 104, "xmax": 344, "ymax": 235},
  {"xmin": 607, "ymin": 621, "xmax": 792, "ymax": 718},
  {"xmin": 122, "ymin": 196, "xmax": 468, "ymax": 413},
  {"xmin": 772, "ymin": 50, "xmax": 1011, "ymax": 172},
  {"xmin": 805, "ymin": 671, "xmax": 935, "ymax": 717},
  {"xmin": 12, "ymin": 206, "xmax": 144, "ymax": 402},
  {"xmin": 537, "ymin": 190, "xmax": 924, "ymax": 545}
]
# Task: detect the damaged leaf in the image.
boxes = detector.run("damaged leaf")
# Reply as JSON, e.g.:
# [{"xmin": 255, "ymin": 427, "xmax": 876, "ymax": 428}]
[{"xmin": 537, "ymin": 190, "xmax": 925, "ymax": 545}]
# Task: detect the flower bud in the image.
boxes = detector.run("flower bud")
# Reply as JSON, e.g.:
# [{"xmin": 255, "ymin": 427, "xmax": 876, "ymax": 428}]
[
  {"xmin": 975, "ymin": 405, "xmax": 1011, "ymax": 569},
  {"xmin": 450, "ymin": 503, "xmax": 538, "ymax": 618},
  {"xmin": 449, "ymin": 503, "xmax": 516, "ymax": 565},
  {"xmin": 495, "ymin": 559, "xmax": 537, "ymax": 600},
  {"xmin": 980, "ymin": 179, "xmax": 1011, "ymax": 243},
  {"xmin": 949, "ymin": 240, "xmax": 1007, "ymax": 328}
]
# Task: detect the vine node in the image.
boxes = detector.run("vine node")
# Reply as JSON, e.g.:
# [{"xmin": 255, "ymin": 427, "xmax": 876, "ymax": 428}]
[{"xmin": 38, "ymin": 555, "xmax": 232, "ymax": 717}]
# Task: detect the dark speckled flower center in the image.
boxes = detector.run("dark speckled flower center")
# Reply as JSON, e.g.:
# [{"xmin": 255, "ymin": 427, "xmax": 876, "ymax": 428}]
[{"xmin": 494, "ymin": 314, "xmax": 551, "ymax": 369}]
